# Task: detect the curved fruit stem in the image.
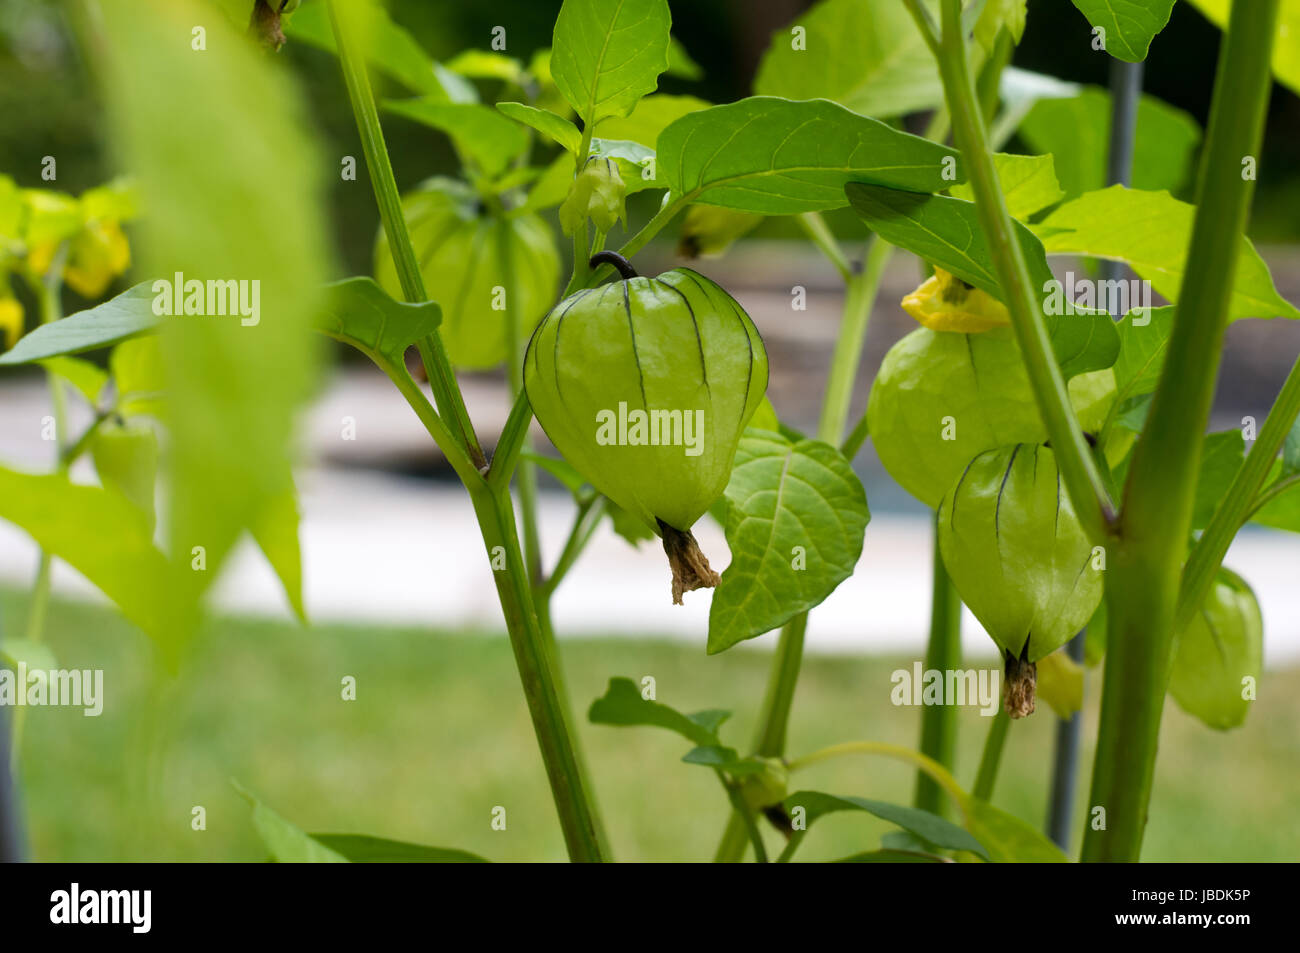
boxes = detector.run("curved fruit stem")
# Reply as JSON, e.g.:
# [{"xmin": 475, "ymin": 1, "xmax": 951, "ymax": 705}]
[
  {"xmin": 588, "ymin": 250, "xmax": 638, "ymax": 280},
  {"xmin": 1082, "ymin": 0, "xmax": 1281, "ymax": 862}
]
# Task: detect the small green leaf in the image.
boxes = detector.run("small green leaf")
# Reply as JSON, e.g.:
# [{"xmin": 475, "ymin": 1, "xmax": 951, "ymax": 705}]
[
  {"xmin": 233, "ymin": 782, "xmax": 348, "ymax": 863},
  {"xmin": 1252, "ymin": 471, "xmax": 1300, "ymax": 533},
  {"xmin": 40, "ymin": 356, "xmax": 109, "ymax": 406},
  {"xmin": 783, "ymin": 790, "xmax": 990, "ymax": 860},
  {"xmin": 964, "ymin": 797, "xmax": 1069, "ymax": 862},
  {"xmin": 90, "ymin": 421, "xmax": 158, "ymax": 527},
  {"xmin": 681, "ymin": 745, "xmax": 766, "ymax": 775},
  {"xmin": 309, "ymin": 833, "xmax": 489, "ymax": 863},
  {"xmin": 551, "ymin": 0, "xmax": 672, "ymax": 125},
  {"xmin": 1193, "ymin": 431, "xmax": 1245, "ymax": 530},
  {"xmin": 661, "ymin": 98, "xmax": 962, "ymax": 214},
  {"xmin": 384, "ymin": 101, "xmax": 528, "ymax": 177},
  {"xmin": 111, "ymin": 335, "xmax": 167, "ymax": 419},
  {"xmin": 589, "ymin": 138, "xmax": 660, "ymax": 193},
  {"xmin": 496, "ymin": 102, "xmax": 582, "ymax": 154},
  {"xmin": 313, "ymin": 277, "xmax": 442, "ymax": 374},
  {"xmin": 1169, "ymin": 568, "xmax": 1262, "ymax": 730},
  {"xmin": 845, "ymin": 184, "xmax": 1120, "ymax": 378},
  {"xmin": 665, "ymin": 36, "xmax": 703, "ymax": 80},
  {"xmin": 593, "ymin": 93, "xmax": 709, "ymax": 148},
  {"xmin": 1070, "ymin": 0, "xmax": 1176, "ymax": 62},
  {"xmin": 250, "ymin": 474, "xmax": 307, "ymax": 623},
  {"xmin": 588, "ymin": 677, "xmax": 729, "ymax": 747},
  {"xmin": 0, "ymin": 283, "xmax": 159, "ymax": 365},
  {"xmin": 753, "ymin": 0, "xmax": 943, "ymax": 119},
  {"xmin": 1037, "ymin": 186, "xmax": 1300, "ymax": 321},
  {"xmin": 950, "ymin": 153, "xmax": 1064, "ymax": 221},
  {"xmin": 708, "ymin": 430, "xmax": 869, "ymax": 654}
]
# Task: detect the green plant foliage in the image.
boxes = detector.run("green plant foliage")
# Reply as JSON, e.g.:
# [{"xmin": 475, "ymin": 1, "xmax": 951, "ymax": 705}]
[
  {"xmin": 1069, "ymin": 0, "xmax": 1176, "ymax": 62},
  {"xmin": 659, "ymin": 98, "xmax": 962, "ymax": 213},
  {"xmin": 551, "ymin": 0, "xmax": 672, "ymax": 125},
  {"xmin": 234, "ymin": 782, "xmax": 348, "ymax": 863},
  {"xmin": 784, "ymin": 790, "xmax": 990, "ymax": 859},
  {"xmin": 938, "ymin": 444, "xmax": 1104, "ymax": 662},
  {"xmin": 90, "ymin": 422, "xmax": 158, "ymax": 528},
  {"xmin": 309, "ymin": 834, "xmax": 489, "ymax": 863},
  {"xmin": 1169, "ymin": 568, "xmax": 1262, "ymax": 730},
  {"xmin": 313, "ymin": 277, "xmax": 442, "ymax": 376},
  {"xmin": 383, "ymin": 100, "xmax": 529, "ymax": 177},
  {"xmin": 950, "ymin": 153, "xmax": 1065, "ymax": 220},
  {"xmin": 495, "ymin": 101, "xmax": 581, "ymax": 154},
  {"xmin": 0, "ymin": 284, "xmax": 158, "ymax": 365},
  {"xmin": 708, "ymin": 430, "xmax": 869, "ymax": 655},
  {"xmin": 588, "ymin": 677, "xmax": 731, "ymax": 747},
  {"xmin": 1185, "ymin": 0, "xmax": 1300, "ymax": 96}
]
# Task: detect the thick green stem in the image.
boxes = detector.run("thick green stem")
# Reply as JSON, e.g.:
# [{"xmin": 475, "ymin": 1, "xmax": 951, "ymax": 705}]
[
  {"xmin": 1176, "ymin": 351, "xmax": 1300, "ymax": 632},
  {"xmin": 971, "ymin": 708, "xmax": 1010, "ymax": 801},
  {"xmin": 1082, "ymin": 0, "xmax": 1280, "ymax": 863},
  {"xmin": 914, "ymin": 518, "xmax": 962, "ymax": 815},
  {"xmin": 327, "ymin": 0, "xmax": 484, "ymax": 470},
  {"xmin": 934, "ymin": 0, "xmax": 1115, "ymax": 544}
]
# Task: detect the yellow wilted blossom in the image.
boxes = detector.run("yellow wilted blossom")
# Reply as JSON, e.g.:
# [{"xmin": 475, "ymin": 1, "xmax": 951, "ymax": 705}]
[
  {"xmin": 0, "ymin": 296, "xmax": 22, "ymax": 351},
  {"xmin": 901, "ymin": 267, "xmax": 1011, "ymax": 333},
  {"xmin": 63, "ymin": 219, "xmax": 131, "ymax": 298}
]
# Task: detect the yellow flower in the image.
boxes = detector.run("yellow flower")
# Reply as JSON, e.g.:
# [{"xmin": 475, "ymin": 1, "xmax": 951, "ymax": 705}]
[
  {"xmin": 0, "ymin": 298, "xmax": 23, "ymax": 351},
  {"xmin": 63, "ymin": 220, "xmax": 131, "ymax": 298},
  {"xmin": 901, "ymin": 267, "xmax": 1011, "ymax": 333}
]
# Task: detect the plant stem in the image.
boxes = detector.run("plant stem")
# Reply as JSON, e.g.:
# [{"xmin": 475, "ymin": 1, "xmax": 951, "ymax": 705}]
[
  {"xmin": 1082, "ymin": 0, "xmax": 1280, "ymax": 863},
  {"xmin": 796, "ymin": 212, "xmax": 852, "ymax": 282},
  {"xmin": 971, "ymin": 709, "xmax": 1009, "ymax": 801},
  {"xmin": 718, "ymin": 771, "xmax": 767, "ymax": 863},
  {"xmin": 934, "ymin": 0, "xmax": 1115, "ymax": 544},
  {"xmin": 585, "ymin": 194, "xmax": 688, "ymax": 288},
  {"xmin": 788, "ymin": 740, "xmax": 971, "ymax": 819},
  {"xmin": 327, "ymin": 0, "xmax": 484, "ymax": 470},
  {"xmin": 914, "ymin": 518, "xmax": 962, "ymax": 815},
  {"xmin": 1176, "ymin": 351, "xmax": 1300, "ymax": 632}
]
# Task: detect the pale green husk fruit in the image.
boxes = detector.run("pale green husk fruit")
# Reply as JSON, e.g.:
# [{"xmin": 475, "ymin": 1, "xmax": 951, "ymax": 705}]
[
  {"xmin": 374, "ymin": 177, "xmax": 559, "ymax": 369},
  {"xmin": 1169, "ymin": 568, "xmax": 1262, "ymax": 730},
  {"xmin": 938, "ymin": 443, "xmax": 1104, "ymax": 673},
  {"xmin": 525, "ymin": 266, "xmax": 768, "ymax": 602},
  {"xmin": 867, "ymin": 326, "xmax": 1115, "ymax": 508}
]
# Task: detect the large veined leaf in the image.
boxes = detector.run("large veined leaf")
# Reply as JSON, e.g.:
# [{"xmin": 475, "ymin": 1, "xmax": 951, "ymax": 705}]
[
  {"xmin": 309, "ymin": 834, "xmax": 489, "ymax": 863},
  {"xmin": 1018, "ymin": 88, "xmax": 1201, "ymax": 198},
  {"xmin": 0, "ymin": 283, "xmax": 158, "ymax": 365},
  {"xmin": 950, "ymin": 153, "xmax": 1065, "ymax": 220},
  {"xmin": 659, "ymin": 98, "xmax": 961, "ymax": 214},
  {"xmin": 783, "ymin": 791, "xmax": 989, "ymax": 859},
  {"xmin": 98, "ymin": 0, "xmax": 332, "ymax": 626},
  {"xmin": 1037, "ymin": 186, "xmax": 1300, "ymax": 321},
  {"xmin": 845, "ymin": 183, "xmax": 1120, "ymax": 378},
  {"xmin": 285, "ymin": 0, "xmax": 473, "ymax": 101},
  {"xmin": 708, "ymin": 430, "xmax": 869, "ymax": 655},
  {"xmin": 753, "ymin": 0, "xmax": 943, "ymax": 119},
  {"xmin": 0, "ymin": 466, "xmax": 185, "ymax": 662},
  {"xmin": 1169, "ymin": 568, "xmax": 1262, "ymax": 730},
  {"xmin": 313, "ymin": 277, "xmax": 442, "ymax": 376},
  {"xmin": 1069, "ymin": 0, "xmax": 1176, "ymax": 62},
  {"xmin": 593, "ymin": 93, "xmax": 710, "ymax": 149},
  {"xmin": 588, "ymin": 677, "xmax": 730, "ymax": 747},
  {"xmin": 551, "ymin": 0, "xmax": 672, "ymax": 125},
  {"xmin": 1186, "ymin": 0, "xmax": 1300, "ymax": 97},
  {"xmin": 383, "ymin": 101, "xmax": 528, "ymax": 176}
]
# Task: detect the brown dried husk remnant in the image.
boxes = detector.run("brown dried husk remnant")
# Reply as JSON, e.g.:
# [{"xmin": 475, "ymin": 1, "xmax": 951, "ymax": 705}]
[
  {"xmin": 1004, "ymin": 649, "xmax": 1037, "ymax": 718},
  {"xmin": 249, "ymin": 0, "xmax": 287, "ymax": 52},
  {"xmin": 658, "ymin": 519, "xmax": 720, "ymax": 605}
]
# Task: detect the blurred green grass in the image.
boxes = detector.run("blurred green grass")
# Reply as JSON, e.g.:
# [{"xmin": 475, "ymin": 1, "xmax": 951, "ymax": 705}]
[{"xmin": 2, "ymin": 589, "xmax": 1296, "ymax": 862}]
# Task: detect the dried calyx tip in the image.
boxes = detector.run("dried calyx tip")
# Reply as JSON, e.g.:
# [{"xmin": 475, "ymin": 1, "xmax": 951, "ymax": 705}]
[
  {"xmin": 658, "ymin": 519, "xmax": 720, "ymax": 605},
  {"xmin": 590, "ymin": 251, "xmax": 639, "ymax": 281},
  {"xmin": 1003, "ymin": 650, "xmax": 1037, "ymax": 718}
]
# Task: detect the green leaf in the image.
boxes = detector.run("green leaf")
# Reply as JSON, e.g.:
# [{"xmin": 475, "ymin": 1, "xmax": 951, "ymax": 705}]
[
  {"xmin": 39, "ymin": 356, "xmax": 109, "ymax": 406},
  {"xmin": 0, "ymin": 466, "xmax": 185, "ymax": 661},
  {"xmin": 384, "ymin": 101, "xmax": 528, "ymax": 176},
  {"xmin": 250, "ymin": 474, "xmax": 307, "ymax": 623},
  {"xmin": 708, "ymin": 430, "xmax": 869, "ymax": 654},
  {"xmin": 313, "ymin": 277, "xmax": 442, "ymax": 374},
  {"xmin": 589, "ymin": 138, "xmax": 660, "ymax": 193},
  {"xmin": 111, "ymin": 335, "xmax": 167, "ymax": 419},
  {"xmin": 90, "ymin": 422, "xmax": 159, "ymax": 527},
  {"xmin": 1018, "ymin": 88, "xmax": 1201, "ymax": 198},
  {"xmin": 583, "ymin": 94, "xmax": 711, "ymax": 152},
  {"xmin": 1109, "ymin": 305, "xmax": 1174, "ymax": 410},
  {"xmin": 1186, "ymin": 0, "xmax": 1300, "ymax": 97},
  {"xmin": 660, "ymin": 97, "xmax": 961, "ymax": 214},
  {"xmin": 845, "ymin": 183, "xmax": 1120, "ymax": 378},
  {"xmin": 1069, "ymin": 0, "xmax": 1176, "ymax": 62},
  {"xmin": 666, "ymin": 36, "xmax": 703, "ymax": 80},
  {"xmin": 753, "ymin": 0, "xmax": 943, "ymax": 119},
  {"xmin": 1192, "ymin": 431, "xmax": 1245, "ymax": 530},
  {"xmin": 551, "ymin": 0, "xmax": 672, "ymax": 125},
  {"xmin": 0, "ymin": 283, "xmax": 158, "ymax": 365},
  {"xmin": 975, "ymin": 0, "xmax": 1028, "ymax": 50},
  {"xmin": 518, "ymin": 154, "xmax": 575, "ymax": 214},
  {"xmin": 99, "ymin": 0, "xmax": 333, "ymax": 627},
  {"xmin": 833, "ymin": 849, "xmax": 948, "ymax": 863},
  {"xmin": 0, "ymin": 638, "xmax": 58, "ymax": 675},
  {"xmin": 1037, "ymin": 186, "xmax": 1300, "ymax": 321},
  {"xmin": 784, "ymin": 790, "xmax": 990, "ymax": 859},
  {"xmin": 309, "ymin": 833, "xmax": 489, "ymax": 863},
  {"xmin": 495, "ymin": 102, "xmax": 582, "ymax": 154},
  {"xmin": 964, "ymin": 797, "xmax": 1069, "ymax": 862},
  {"xmin": 949, "ymin": 153, "xmax": 1065, "ymax": 220},
  {"xmin": 1035, "ymin": 649, "xmax": 1084, "ymax": 718},
  {"xmin": 285, "ymin": 0, "xmax": 472, "ymax": 100},
  {"xmin": 444, "ymin": 49, "xmax": 524, "ymax": 84},
  {"xmin": 1169, "ymin": 568, "xmax": 1262, "ymax": 730},
  {"xmin": 1251, "ymin": 468, "xmax": 1300, "ymax": 533},
  {"xmin": 233, "ymin": 782, "xmax": 348, "ymax": 863},
  {"xmin": 588, "ymin": 677, "xmax": 730, "ymax": 747},
  {"xmin": 681, "ymin": 745, "xmax": 766, "ymax": 775}
]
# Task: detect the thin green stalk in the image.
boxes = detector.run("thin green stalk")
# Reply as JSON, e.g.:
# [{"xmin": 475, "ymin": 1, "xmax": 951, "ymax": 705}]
[
  {"xmin": 1083, "ymin": 0, "xmax": 1280, "ymax": 863},
  {"xmin": 1176, "ymin": 351, "xmax": 1300, "ymax": 632},
  {"xmin": 796, "ymin": 212, "xmax": 852, "ymax": 282},
  {"xmin": 718, "ymin": 771, "xmax": 767, "ymax": 863},
  {"xmin": 914, "ymin": 518, "xmax": 962, "ymax": 815},
  {"xmin": 585, "ymin": 194, "xmax": 688, "ymax": 288},
  {"xmin": 326, "ymin": 0, "xmax": 484, "ymax": 470},
  {"xmin": 788, "ymin": 740, "xmax": 970, "ymax": 818},
  {"xmin": 971, "ymin": 708, "xmax": 1009, "ymax": 801},
  {"xmin": 933, "ymin": 0, "xmax": 1114, "ymax": 544},
  {"xmin": 541, "ymin": 495, "xmax": 606, "ymax": 599}
]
